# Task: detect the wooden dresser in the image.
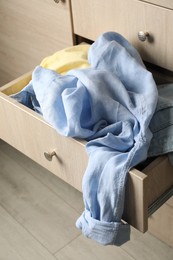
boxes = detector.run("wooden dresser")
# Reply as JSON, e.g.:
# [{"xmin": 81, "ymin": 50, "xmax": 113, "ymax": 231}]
[{"xmin": 0, "ymin": 0, "xmax": 173, "ymax": 247}]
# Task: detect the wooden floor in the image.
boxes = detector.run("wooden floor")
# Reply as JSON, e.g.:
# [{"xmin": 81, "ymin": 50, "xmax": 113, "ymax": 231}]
[{"xmin": 0, "ymin": 140, "xmax": 172, "ymax": 260}]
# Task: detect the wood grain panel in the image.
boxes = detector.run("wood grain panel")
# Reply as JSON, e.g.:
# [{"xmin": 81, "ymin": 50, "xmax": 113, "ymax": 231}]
[{"xmin": 0, "ymin": 0, "xmax": 73, "ymax": 84}]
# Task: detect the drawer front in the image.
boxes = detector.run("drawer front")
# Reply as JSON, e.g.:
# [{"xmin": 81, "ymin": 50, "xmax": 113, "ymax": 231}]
[
  {"xmin": 0, "ymin": 73, "xmax": 173, "ymax": 233},
  {"xmin": 71, "ymin": 0, "xmax": 173, "ymax": 71},
  {"xmin": 0, "ymin": 0, "xmax": 73, "ymax": 85},
  {"xmin": 0, "ymin": 75, "xmax": 88, "ymax": 192},
  {"xmin": 123, "ymin": 156, "xmax": 173, "ymax": 232}
]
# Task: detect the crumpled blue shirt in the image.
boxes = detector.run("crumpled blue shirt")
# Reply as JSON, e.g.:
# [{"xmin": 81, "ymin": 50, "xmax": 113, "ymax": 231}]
[{"xmin": 11, "ymin": 32, "xmax": 158, "ymax": 245}]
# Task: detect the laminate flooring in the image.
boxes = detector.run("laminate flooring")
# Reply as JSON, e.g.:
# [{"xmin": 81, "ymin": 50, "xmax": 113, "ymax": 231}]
[{"xmin": 0, "ymin": 140, "xmax": 172, "ymax": 260}]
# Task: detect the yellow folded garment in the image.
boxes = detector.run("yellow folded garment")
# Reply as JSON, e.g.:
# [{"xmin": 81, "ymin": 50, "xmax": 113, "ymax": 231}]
[{"xmin": 40, "ymin": 44, "xmax": 90, "ymax": 75}]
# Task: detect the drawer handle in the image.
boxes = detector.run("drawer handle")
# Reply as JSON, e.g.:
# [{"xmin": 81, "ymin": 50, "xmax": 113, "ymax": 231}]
[
  {"xmin": 54, "ymin": 0, "xmax": 61, "ymax": 3},
  {"xmin": 44, "ymin": 151, "xmax": 56, "ymax": 161},
  {"xmin": 138, "ymin": 31, "xmax": 149, "ymax": 42}
]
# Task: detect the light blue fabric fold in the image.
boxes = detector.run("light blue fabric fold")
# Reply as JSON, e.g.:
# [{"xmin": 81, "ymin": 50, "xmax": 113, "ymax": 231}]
[{"xmin": 11, "ymin": 32, "xmax": 158, "ymax": 245}]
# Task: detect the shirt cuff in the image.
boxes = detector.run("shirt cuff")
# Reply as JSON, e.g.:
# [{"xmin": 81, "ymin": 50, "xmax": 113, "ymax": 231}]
[{"xmin": 76, "ymin": 209, "xmax": 130, "ymax": 246}]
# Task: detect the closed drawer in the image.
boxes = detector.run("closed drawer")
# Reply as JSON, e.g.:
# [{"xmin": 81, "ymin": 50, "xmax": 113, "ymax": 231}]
[
  {"xmin": 71, "ymin": 0, "xmax": 173, "ymax": 71},
  {"xmin": 0, "ymin": 73, "xmax": 173, "ymax": 233},
  {"xmin": 0, "ymin": 0, "xmax": 73, "ymax": 84}
]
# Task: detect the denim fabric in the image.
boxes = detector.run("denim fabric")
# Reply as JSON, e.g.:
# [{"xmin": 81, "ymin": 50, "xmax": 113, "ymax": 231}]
[
  {"xmin": 11, "ymin": 32, "xmax": 158, "ymax": 246},
  {"xmin": 148, "ymin": 83, "xmax": 173, "ymax": 165}
]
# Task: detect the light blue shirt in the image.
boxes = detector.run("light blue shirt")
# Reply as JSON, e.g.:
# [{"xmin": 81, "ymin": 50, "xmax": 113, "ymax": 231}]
[{"xmin": 11, "ymin": 32, "xmax": 158, "ymax": 245}]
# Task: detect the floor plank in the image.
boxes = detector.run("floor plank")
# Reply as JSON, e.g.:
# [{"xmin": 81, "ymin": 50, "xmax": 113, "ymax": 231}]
[
  {"xmin": 55, "ymin": 235, "xmax": 135, "ymax": 260},
  {"xmin": 55, "ymin": 228, "xmax": 173, "ymax": 260},
  {"xmin": 148, "ymin": 203, "xmax": 173, "ymax": 248},
  {"xmin": 0, "ymin": 205, "xmax": 57, "ymax": 260},
  {"xmin": 122, "ymin": 227, "xmax": 173, "ymax": 260},
  {"xmin": 0, "ymin": 147, "xmax": 80, "ymax": 253}
]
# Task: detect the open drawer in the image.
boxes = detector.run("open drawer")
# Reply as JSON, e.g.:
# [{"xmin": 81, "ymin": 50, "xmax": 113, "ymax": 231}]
[{"xmin": 0, "ymin": 72, "xmax": 173, "ymax": 233}]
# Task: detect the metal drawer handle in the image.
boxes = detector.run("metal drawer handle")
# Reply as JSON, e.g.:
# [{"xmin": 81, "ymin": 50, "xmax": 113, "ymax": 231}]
[
  {"xmin": 44, "ymin": 151, "xmax": 56, "ymax": 161},
  {"xmin": 54, "ymin": 0, "xmax": 61, "ymax": 3},
  {"xmin": 138, "ymin": 31, "xmax": 149, "ymax": 42}
]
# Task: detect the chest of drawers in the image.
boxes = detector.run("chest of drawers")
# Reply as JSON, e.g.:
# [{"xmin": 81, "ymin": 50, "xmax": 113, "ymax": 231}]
[{"xmin": 0, "ymin": 0, "xmax": 173, "ymax": 247}]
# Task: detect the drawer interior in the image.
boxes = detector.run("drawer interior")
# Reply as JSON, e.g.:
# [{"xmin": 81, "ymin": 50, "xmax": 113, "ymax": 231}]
[{"xmin": 1, "ymin": 71, "xmax": 32, "ymax": 96}]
